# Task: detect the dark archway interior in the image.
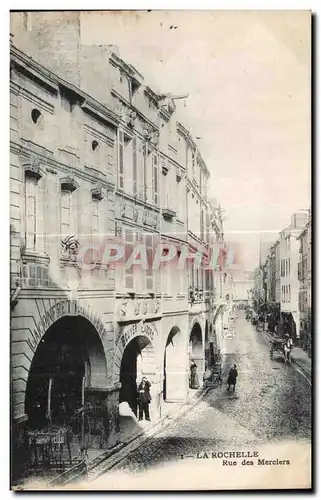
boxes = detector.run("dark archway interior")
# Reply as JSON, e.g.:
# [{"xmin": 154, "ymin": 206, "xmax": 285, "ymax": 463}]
[
  {"xmin": 119, "ymin": 335, "xmax": 151, "ymax": 416},
  {"xmin": 25, "ymin": 316, "xmax": 105, "ymax": 430},
  {"xmin": 189, "ymin": 322, "xmax": 202, "ymax": 352}
]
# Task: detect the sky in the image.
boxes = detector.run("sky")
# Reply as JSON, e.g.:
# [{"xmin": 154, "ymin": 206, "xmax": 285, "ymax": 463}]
[{"xmin": 81, "ymin": 10, "xmax": 311, "ymax": 270}]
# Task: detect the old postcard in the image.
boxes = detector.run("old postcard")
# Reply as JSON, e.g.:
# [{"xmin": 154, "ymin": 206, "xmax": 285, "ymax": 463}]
[{"xmin": 10, "ymin": 10, "xmax": 312, "ymax": 491}]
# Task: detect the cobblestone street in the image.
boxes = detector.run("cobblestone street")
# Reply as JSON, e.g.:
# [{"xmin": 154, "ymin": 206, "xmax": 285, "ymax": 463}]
[{"xmin": 97, "ymin": 311, "xmax": 311, "ymax": 480}]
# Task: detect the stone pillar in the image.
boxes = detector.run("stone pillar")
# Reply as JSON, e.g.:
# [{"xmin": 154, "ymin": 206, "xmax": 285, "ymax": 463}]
[
  {"xmin": 86, "ymin": 384, "xmax": 121, "ymax": 450},
  {"xmin": 12, "ymin": 415, "xmax": 29, "ymax": 483},
  {"xmin": 105, "ymin": 385, "xmax": 121, "ymax": 448}
]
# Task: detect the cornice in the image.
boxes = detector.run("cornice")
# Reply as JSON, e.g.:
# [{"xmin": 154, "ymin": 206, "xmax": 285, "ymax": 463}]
[
  {"xmin": 115, "ymin": 189, "xmax": 161, "ymax": 214},
  {"xmin": 158, "ymin": 106, "xmax": 172, "ymax": 122},
  {"xmin": 10, "ymin": 47, "xmax": 59, "ymax": 95},
  {"xmin": 111, "ymin": 89, "xmax": 159, "ymax": 132},
  {"xmin": 81, "ymin": 98, "xmax": 119, "ymax": 129},
  {"xmin": 159, "ymin": 150, "xmax": 186, "ymax": 172},
  {"xmin": 109, "ymin": 52, "xmax": 144, "ymax": 85},
  {"xmin": 10, "ymin": 141, "xmax": 115, "ymax": 189},
  {"xmin": 10, "ymin": 46, "xmax": 120, "ymax": 130},
  {"xmin": 144, "ymin": 86, "xmax": 159, "ymax": 106}
]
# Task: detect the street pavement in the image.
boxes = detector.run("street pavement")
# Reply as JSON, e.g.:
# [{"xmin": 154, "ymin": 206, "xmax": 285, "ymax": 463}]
[{"xmin": 96, "ymin": 310, "xmax": 311, "ymax": 480}]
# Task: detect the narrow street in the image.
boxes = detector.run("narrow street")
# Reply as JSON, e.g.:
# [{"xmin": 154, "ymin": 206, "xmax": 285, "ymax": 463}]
[{"xmin": 93, "ymin": 310, "xmax": 311, "ymax": 486}]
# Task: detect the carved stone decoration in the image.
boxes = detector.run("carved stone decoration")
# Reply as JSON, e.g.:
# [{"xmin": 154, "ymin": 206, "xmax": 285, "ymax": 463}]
[
  {"xmin": 133, "ymin": 300, "xmax": 140, "ymax": 316},
  {"xmin": 153, "ymin": 214, "xmax": 158, "ymax": 229},
  {"xmin": 61, "ymin": 234, "xmax": 80, "ymax": 260},
  {"xmin": 115, "ymin": 223, "xmax": 123, "ymax": 238},
  {"xmin": 119, "ymin": 104, "xmax": 137, "ymax": 129},
  {"xmin": 143, "ymin": 210, "xmax": 148, "ymax": 226},
  {"xmin": 127, "ymin": 110, "xmax": 137, "ymax": 129},
  {"xmin": 142, "ymin": 300, "xmax": 148, "ymax": 315},
  {"xmin": 154, "ymin": 298, "xmax": 161, "ymax": 313},
  {"xmin": 136, "ymin": 230, "xmax": 143, "ymax": 243},
  {"xmin": 61, "ymin": 175, "xmax": 78, "ymax": 193},
  {"xmin": 24, "ymin": 156, "xmax": 43, "ymax": 181},
  {"xmin": 133, "ymin": 207, "xmax": 139, "ymax": 222},
  {"xmin": 142, "ymin": 123, "xmax": 159, "ymax": 145},
  {"xmin": 91, "ymin": 186, "xmax": 104, "ymax": 201},
  {"xmin": 161, "ymin": 161, "xmax": 169, "ymax": 176},
  {"xmin": 120, "ymin": 300, "xmax": 128, "ymax": 317}
]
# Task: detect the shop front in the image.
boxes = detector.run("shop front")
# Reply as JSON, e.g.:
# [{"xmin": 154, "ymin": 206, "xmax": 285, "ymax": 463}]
[{"xmin": 11, "ymin": 299, "xmax": 112, "ymax": 482}]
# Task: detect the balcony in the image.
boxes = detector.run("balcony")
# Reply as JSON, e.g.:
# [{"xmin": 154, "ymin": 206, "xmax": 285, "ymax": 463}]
[{"xmin": 189, "ymin": 287, "xmax": 204, "ymax": 304}]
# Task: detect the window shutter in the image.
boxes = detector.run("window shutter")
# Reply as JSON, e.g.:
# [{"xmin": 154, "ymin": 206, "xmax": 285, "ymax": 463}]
[
  {"xmin": 92, "ymin": 199, "xmax": 99, "ymax": 246},
  {"xmin": 200, "ymin": 209, "xmax": 204, "ymax": 241},
  {"xmin": 145, "ymin": 233, "xmax": 153, "ymax": 291},
  {"xmin": 125, "ymin": 228, "xmax": 134, "ymax": 289},
  {"xmin": 133, "ymin": 137, "xmax": 137, "ymax": 196},
  {"xmin": 153, "ymin": 153, "xmax": 158, "ymax": 205},
  {"xmin": 206, "ymin": 211, "xmax": 210, "ymax": 243},
  {"xmin": 143, "ymin": 143, "xmax": 147, "ymax": 201},
  {"xmin": 61, "ymin": 190, "xmax": 71, "ymax": 236},
  {"xmin": 26, "ymin": 180, "xmax": 37, "ymax": 250},
  {"xmin": 118, "ymin": 131, "xmax": 124, "ymax": 190}
]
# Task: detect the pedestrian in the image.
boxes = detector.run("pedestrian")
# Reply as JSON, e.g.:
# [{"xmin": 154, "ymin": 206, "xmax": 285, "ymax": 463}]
[
  {"xmin": 227, "ymin": 364, "xmax": 238, "ymax": 392},
  {"xmin": 283, "ymin": 336, "xmax": 293, "ymax": 363},
  {"xmin": 190, "ymin": 360, "xmax": 200, "ymax": 389},
  {"xmin": 137, "ymin": 376, "xmax": 151, "ymax": 421}
]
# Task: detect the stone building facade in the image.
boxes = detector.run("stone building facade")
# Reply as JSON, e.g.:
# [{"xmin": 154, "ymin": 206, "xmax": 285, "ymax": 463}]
[
  {"xmin": 10, "ymin": 12, "xmax": 226, "ymax": 479},
  {"xmin": 279, "ymin": 211, "xmax": 310, "ymax": 340},
  {"xmin": 297, "ymin": 214, "xmax": 311, "ymax": 351}
]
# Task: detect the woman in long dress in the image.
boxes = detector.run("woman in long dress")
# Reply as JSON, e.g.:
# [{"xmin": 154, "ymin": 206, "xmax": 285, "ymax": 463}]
[{"xmin": 190, "ymin": 361, "xmax": 200, "ymax": 389}]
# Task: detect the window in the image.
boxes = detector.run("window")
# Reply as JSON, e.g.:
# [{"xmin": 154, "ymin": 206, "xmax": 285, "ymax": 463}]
[
  {"xmin": 206, "ymin": 211, "xmax": 210, "ymax": 243},
  {"xmin": 61, "ymin": 190, "xmax": 72, "ymax": 236},
  {"xmin": 92, "ymin": 198, "xmax": 99, "ymax": 245},
  {"xmin": 124, "ymin": 228, "xmax": 134, "ymax": 289},
  {"xmin": 118, "ymin": 130, "xmax": 124, "ymax": 190},
  {"xmin": 200, "ymin": 208, "xmax": 204, "ymax": 241},
  {"xmin": 25, "ymin": 177, "xmax": 37, "ymax": 250},
  {"xmin": 153, "ymin": 153, "xmax": 158, "ymax": 205},
  {"xmin": 60, "ymin": 181, "xmax": 77, "ymax": 237},
  {"xmin": 92, "ymin": 140, "xmax": 99, "ymax": 152},
  {"xmin": 133, "ymin": 137, "xmax": 137, "ymax": 196},
  {"xmin": 145, "ymin": 233, "xmax": 153, "ymax": 291},
  {"xmin": 192, "ymin": 152, "xmax": 196, "ymax": 178},
  {"xmin": 31, "ymin": 108, "xmax": 42, "ymax": 125},
  {"xmin": 143, "ymin": 144, "xmax": 148, "ymax": 201},
  {"xmin": 288, "ymin": 284, "xmax": 291, "ymax": 301},
  {"xmin": 136, "ymin": 140, "xmax": 145, "ymax": 199}
]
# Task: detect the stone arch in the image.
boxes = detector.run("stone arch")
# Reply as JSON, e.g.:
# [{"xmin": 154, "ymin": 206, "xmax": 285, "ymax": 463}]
[
  {"xmin": 189, "ymin": 315, "xmax": 205, "ymax": 343},
  {"xmin": 163, "ymin": 326, "xmax": 188, "ymax": 402},
  {"xmin": 12, "ymin": 299, "xmax": 111, "ymax": 424},
  {"xmin": 115, "ymin": 323, "xmax": 158, "ymax": 421},
  {"xmin": 189, "ymin": 320, "xmax": 205, "ymax": 388},
  {"xmin": 24, "ymin": 314, "xmax": 108, "ymax": 430},
  {"xmin": 113, "ymin": 321, "xmax": 157, "ymax": 384}
]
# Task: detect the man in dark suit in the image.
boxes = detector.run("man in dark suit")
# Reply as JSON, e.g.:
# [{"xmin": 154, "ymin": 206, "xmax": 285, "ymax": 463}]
[{"xmin": 137, "ymin": 377, "xmax": 151, "ymax": 421}]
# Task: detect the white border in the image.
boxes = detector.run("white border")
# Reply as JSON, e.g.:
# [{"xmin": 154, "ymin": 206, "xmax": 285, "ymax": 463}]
[{"xmin": 1, "ymin": 2, "xmax": 319, "ymax": 498}]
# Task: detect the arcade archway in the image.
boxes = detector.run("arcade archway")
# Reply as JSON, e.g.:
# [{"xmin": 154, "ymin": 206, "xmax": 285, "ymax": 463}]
[
  {"xmin": 119, "ymin": 335, "xmax": 156, "ymax": 417},
  {"xmin": 25, "ymin": 315, "xmax": 108, "ymax": 433},
  {"xmin": 189, "ymin": 321, "xmax": 204, "ymax": 389},
  {"xmin": 163, "ymin": 327, "xmax": 188, "ymax": 402}
]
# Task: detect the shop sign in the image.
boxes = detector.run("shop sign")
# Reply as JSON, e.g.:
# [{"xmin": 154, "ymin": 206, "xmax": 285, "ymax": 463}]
[
  {"xmin": 27, "ymin": 299, "xmax": 107, "ymax": 353},
  {"xmin": 117, "ymin": 321, "xmax": 156, "ymax": 350}
]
